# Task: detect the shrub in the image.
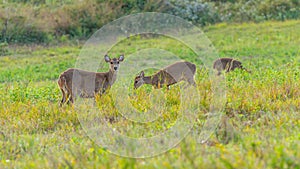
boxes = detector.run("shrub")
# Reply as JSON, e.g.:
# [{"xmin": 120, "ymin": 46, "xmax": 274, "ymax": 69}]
[
  {"xmin": 166, "ymin": 0, "xmax": 221, "ymax": 26},
  {"xmin": 0, "ymin": 42, "xmax": 9, "ymax": 56},
  {"xmin": 0, "ymin": 16, "xmax": 49, "ymax": 43},
  {"xmin": 257, "ymin": 0, "xmax": 300, "ymax": 21},
  {"xmin": 0, "ymin": 0, "xmax": 299, "ymax": 44}
]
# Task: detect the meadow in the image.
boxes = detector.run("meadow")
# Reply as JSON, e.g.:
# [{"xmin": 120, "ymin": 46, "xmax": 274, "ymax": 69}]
[{"xmin": 0, "ymin": 20, "xmax": 300, "ymax": 168}]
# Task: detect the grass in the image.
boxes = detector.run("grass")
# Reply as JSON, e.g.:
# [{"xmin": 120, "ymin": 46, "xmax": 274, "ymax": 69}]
[{"xmin": 0, "ymin": 20, "xmax": 300, "ymax": 168}]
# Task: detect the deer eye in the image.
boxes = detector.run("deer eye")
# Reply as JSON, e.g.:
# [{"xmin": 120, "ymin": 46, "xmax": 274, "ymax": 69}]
[
  {"xmin": 110, "ymin": 62, "xmax": 113, "ymax": 64},
  {"xmin": 117, "ymin": 62, "xmax": 119, "ymax": 64}
]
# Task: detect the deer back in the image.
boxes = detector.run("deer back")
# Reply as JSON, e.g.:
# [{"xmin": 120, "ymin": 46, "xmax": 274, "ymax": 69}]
[
  {"xmin": 213, "ymin": 58, "xmax": 243, "ymax": 72},
  {"xmin": 61, "ymin": 68, "xmax": 108, "ymax": 97},
  {"xmin": 164, "ymin": 61, "xmax": 196, "ymax": 81},
  {"xmin": 152, "ymin": 61, "xmax": 196, "ymax": 86}
]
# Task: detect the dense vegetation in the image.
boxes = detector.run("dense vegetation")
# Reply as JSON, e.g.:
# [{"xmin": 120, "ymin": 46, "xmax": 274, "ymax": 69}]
[
  {"xmin": 0, "ymin": 0, "xmax": 300, "ymax": 43},
  {"xmin": 0, "ymin": 20, "xmax": 299, "ymax": 168}
]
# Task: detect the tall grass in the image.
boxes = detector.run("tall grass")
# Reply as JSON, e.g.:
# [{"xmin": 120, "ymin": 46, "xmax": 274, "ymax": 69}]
[{"xmin": 0, "ymin": 20, "xmax": 299, "ymax": 168}]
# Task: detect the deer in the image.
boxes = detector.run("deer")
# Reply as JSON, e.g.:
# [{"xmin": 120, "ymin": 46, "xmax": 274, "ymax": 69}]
[
  {"xmin": 213, "ymin": 57, "xmax": 250, "ymax": 75},
  {"xmin": 134, "ymin": 61, "xmax": 196, "ymax": 89},
  {"xmin": 57, "ymin": 54, "xmax": 124, "ymax": 106}
]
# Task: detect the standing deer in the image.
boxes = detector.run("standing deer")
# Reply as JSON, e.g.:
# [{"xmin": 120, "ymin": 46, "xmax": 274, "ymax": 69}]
[
  {"xmin": 213, "ymin": 57, "xmax": 250, "ymax": 75},
  {"xmin": 58, "ymin": 54, "xmax": 124, "ymax": 106},
  {"xmin": 134, "ymin": 61, "xmax": 196, "ymax": 89}
]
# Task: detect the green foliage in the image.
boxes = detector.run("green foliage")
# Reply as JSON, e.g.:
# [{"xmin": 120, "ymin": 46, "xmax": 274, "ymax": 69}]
[
  {"xmin": 1, "ymin": 0, "xmax": 300, "ymax": 44},
  {"xmin": 167, "ymin": 0, "xmax": 221, "ymax": 25},
  {"xmin": 0, "ymin": 21, "xmax": 300, "ymax": 168},
  {"xmin": 0, "ymin": 17, "xmax": 48, "ymax": 43},
  {"xmin": 0, "ymin": 42, "xmax": 9, "ymax": 56}
]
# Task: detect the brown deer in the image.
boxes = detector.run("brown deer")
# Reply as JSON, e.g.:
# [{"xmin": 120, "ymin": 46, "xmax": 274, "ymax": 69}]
[
  {"xmin": 213, "ymin": 57, "xmax": 250, "ymax": 75},
  {"xmin": 134, "ymin": 61, "xmax": 196, "ymax": 89},
  {"xmin": 58, "ymin": 54, "xmax": 124, "ymax": 106}
]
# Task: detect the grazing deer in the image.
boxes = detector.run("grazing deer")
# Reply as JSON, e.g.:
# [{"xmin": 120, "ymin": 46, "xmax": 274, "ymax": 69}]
[
  {"xmin": 213, "ymin": 57, "xmax": 250, "ymax": 75},
  {"xmin": 134, "ymin": 61, "xmax": 196, "ymax": 89},
  {"xmin": 58, "ymin": 54, "xmax": 124, "ymax": 106}
]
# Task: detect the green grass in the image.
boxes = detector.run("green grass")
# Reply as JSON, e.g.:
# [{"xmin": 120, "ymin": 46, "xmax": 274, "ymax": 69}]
[{"xmin": 0, "ymin": 20, "xmax": 300, "ymax": 168}]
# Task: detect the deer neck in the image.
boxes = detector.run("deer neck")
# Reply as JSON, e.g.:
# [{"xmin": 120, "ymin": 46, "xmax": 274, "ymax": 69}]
[
  {"xmin": 108, "ymin": 69, "xmax": 118, "ymax": 85},
  {"xmin": 143, "ymin": 76, "xmax": 152, "ymax": 85}
]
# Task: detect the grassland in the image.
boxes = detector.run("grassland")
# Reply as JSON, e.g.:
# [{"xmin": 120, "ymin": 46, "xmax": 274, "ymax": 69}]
[{"xmin": 0, "ymin": 20, "xmax": 300, "ymax": 168}]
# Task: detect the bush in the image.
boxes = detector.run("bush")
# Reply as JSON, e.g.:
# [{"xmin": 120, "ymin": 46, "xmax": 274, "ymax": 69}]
[
  {"xmin": 214, "ymin": 0, "xmax": 299, "ymax": 22},
  {"xmin": 0, "ymin": 16, "xmax": 49, "ymax": 43},
  {"xmin": 257, "ymin": 0, "xmax": 300, "ymax": 21},
  {"xmin": 166, "ymin": 0, "xmax": 221, "ymax": 26},
  {"xmin": 0, "ymin": 0, "xmax": 299, "ymax": 44},
  {"xmin": 0, "ymin": 42, "xmax": 9, "ymax": 56},
  {"xmin": 0, "ymin": 4, "xmax": 51, "ymax": 43}
]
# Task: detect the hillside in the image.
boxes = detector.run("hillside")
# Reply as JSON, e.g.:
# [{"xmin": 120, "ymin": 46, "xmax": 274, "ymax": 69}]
[{"xmin": 0, "ymin": 20, "xmax": 299, "ymax": 168}]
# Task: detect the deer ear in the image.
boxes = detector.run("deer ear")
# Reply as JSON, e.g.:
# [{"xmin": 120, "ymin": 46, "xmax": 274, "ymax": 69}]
[
  {"xmin": 104, "ymin": 55, "xmax": 110, "ymax": 62},
  {"xmin": 139, "ymin": 71, "xmax": 144, "ymax": 77},
  {"xmin": 119, "ymin": 55, "xmax": 124, "ymax": 62}
]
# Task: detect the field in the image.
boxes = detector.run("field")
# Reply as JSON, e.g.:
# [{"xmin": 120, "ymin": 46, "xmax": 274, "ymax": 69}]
[{"xmin": 0, "ymin": 20, "xmax": 300, "ymax": 168}]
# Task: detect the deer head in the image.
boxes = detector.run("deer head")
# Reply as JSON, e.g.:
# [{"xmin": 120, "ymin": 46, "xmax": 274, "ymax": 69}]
[
  {"xmin": 105, "ymin": 54, "xmax": 124, "ymax": 72},
  {"xmin": 134, "ymin": 71, "xmax": 145, "ymax": 89}
]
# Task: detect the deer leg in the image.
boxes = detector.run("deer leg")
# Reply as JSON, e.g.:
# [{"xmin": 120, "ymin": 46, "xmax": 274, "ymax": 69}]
[
  {"xmin": 67, "ymin": 96, "xmax": 74, "ymax": 104},
  {"xmin": 66, "ymin": 89, "xmax": 75, "ymax": 104},
  {"xmin": 59, "ymin": 88, "xmax": 67, "ymax": 106},
  {"xmin": 69, "ymin": 92, "xmax": 76, "ymax": 104},
  {"xmin": 225, "ymin": 63, "xmax": 231, "ymax": 73},
  {"xmin": 190, "ymin": 79, "xmax": 197, "ymax": 87},
  {"xmin": 66, "ymin": 97, "xmax": 71, "ymax": 104},
  {"xmin": 101, "ymin": 88, "xmax": 106, "ymax": 95}
]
